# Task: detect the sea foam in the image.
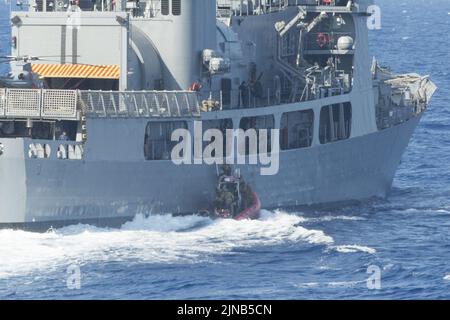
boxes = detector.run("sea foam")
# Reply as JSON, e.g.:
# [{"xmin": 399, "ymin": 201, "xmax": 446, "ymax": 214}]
[{"xmin": 0, "ymin": 210, "xmax": 335, "ymax": 279}]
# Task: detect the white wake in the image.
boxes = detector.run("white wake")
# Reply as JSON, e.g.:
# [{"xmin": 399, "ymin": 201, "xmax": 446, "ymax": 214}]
[{"xmin": 0, "ymin": 210, "xmax": 373, "ymax": 279}]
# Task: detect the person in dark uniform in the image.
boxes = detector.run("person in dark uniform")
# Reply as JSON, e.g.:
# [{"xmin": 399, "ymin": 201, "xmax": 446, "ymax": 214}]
[
  {"xmin": 239, "ymin": 81, "xmax": 249, "ymax": 108},
  {"xmin": 58, "ymin": 131, "xmax": 69, "ymax": 141}
]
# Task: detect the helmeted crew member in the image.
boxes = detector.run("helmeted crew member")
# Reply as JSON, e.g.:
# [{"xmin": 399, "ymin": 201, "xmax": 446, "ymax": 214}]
[{"xmin": 221, "ymin": 164, "xmax": 232, "ymax": 177}]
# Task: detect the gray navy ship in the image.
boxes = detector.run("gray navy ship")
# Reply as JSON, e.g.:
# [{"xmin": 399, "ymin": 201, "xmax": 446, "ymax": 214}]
[{"xmin": 0, "ymin": 0, "xmax": 436, "ymax": 229}]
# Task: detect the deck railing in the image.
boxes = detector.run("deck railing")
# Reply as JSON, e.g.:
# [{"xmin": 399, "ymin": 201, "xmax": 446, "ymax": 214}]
[
  {"xmin": 78, "ymin": 90, "xmax": 200, "ymax": 118},
  {"xmin": 0, "ymin": 89, "xmax": 200, "ymax": 120},
  {"xmin": 217, "ymin": 0, "xmax": 348, "ymax": 17},
  {"xmin": 0, "ymin": 88, "xmax": 78, "ymax": 119},
  {"xmin": 0, "ymin": 89, "xmax": 6, "ymax": 117}
]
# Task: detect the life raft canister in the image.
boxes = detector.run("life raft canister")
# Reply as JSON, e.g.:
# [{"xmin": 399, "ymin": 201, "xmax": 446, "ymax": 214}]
[{"xmin": 316, "ymin": 32, "xmax": 331, "ymax": 48}]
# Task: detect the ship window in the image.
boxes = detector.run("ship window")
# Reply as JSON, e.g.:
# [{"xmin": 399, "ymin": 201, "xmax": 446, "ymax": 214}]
[
  {"xmin": 161, "ymin": 0, "xmax": 170, "ymax": 15},
  {"xmin": 31, "ymin": 122, "xmax": 54, "ymax": 140},
  {"xmin": 319, "ymin": 102, "xmax": 352, "ymax": 144},
  {"xmin": 280, "ymin": 110, "xmax": 314, "ymax": 150},
  {"xmin": 172, "ymin": 0, "xmax": 181, "ymax": 15},
  {"xmin": 221, "ymin": 78, "xmax": 232, "ymax": 108},
  {"xmin": 0, "ymin": 120, "xmax": 77, "ymax": 141},
  {"xmin": 202, "ymin": 119, "xmax": 233, "ymax": 159},
  {"xmin": 55, "ymin": 121, "xmax": 78, "ymax": 141},
  {"xmin": 239, "ymin": 115, "xmax": 275, "ymax": 155},
  {"xmin": 144, "ymin": 121, "xmax": 187, "ymax": 160}
]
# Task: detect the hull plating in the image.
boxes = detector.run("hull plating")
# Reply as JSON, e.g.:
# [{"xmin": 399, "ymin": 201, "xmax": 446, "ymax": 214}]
[{"xmin": 0, "ymin": 116, "xmax": 420, "ymax": 227}]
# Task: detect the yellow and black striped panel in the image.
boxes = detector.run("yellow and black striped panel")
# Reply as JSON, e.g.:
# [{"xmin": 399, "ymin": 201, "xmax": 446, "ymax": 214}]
[{"xmin": 31, "ymin": 64, "xmax": 120, "ymax": 79}]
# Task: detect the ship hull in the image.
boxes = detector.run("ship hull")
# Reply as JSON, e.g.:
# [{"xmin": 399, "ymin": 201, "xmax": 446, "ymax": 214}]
[{"xmin": 0, "ymin": 115, "xmax": 420, "ymax": 230}]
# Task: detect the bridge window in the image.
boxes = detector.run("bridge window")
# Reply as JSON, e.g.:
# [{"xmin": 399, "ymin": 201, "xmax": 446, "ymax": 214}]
[
  {"xmin": 172, "ymin": 0, "xmax": 181, "ymax": 15},
  {"xmin": 144, "ymin": 121, "xmax": 187, "ymax": 160},
  {"xmin": 239, "ymin": 115, "xmax": 275, "ymax": 155},
  {"xmin": 319, "ymin": 102, "xmax": 352, "ymax": 144},
  {"xmin": 280, "ymin": 110, "xmax": 314, "ymax": 150},
  {"xmin": 161, "ymin": 0, "xmax": 170, "ymax": 15}
]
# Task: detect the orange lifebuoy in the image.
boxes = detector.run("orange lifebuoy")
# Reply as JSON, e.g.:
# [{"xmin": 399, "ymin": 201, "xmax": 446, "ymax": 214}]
[{"xmin": 316, "ymin": 32, "xmax": 330, "ymax": 48}]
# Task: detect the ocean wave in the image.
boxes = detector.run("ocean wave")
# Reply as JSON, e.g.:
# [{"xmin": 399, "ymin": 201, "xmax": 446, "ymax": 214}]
[
  {"xmin": 295, "ymin": 280, "xmax": 367, "ymax": 289},
  {"xmin": 0, "ymin": 210, "xmax": 334, "ymax": 279},
  {"xmin": 331, "ymin": 245, "xmax": 376, "ymax": 254},
  {"xmin": 295, "ymin": 282, "xmax": 320, "ymax": 288},
  {"xmin": 444, "ymin": 274, "xmax": 450, "ymax": 281},
  {"xmin": 302, "ymin": 215, "xmax": 366, "ymax": 223},
  {"xmin": 326, "ymin": 280, "xmax": 367, "ymax": 288}
]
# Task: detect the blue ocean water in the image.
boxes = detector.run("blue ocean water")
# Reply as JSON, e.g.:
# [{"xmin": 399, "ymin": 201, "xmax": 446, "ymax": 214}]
[{"xmin": 0, "ymin": 0, "xmax": 449, "ymax": 299}]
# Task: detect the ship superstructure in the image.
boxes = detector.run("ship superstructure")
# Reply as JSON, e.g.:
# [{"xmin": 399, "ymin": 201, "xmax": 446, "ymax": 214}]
[{"xmin": 0, "ymin": 0, "xmax": 436, "ymax": 229}]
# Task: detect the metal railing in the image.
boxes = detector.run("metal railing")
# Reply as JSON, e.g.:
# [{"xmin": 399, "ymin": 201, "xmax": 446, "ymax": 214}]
[
  {"xmin": 78, "ymin": 90, "xmax": 200, "ymax": 118},
  {"xmin": 0, "ymin": 89, "xmax": 6, "ymax": 117},
  {"xmin": 26, "ymin": 0, "xmax": 123, "ymax": 13},
  {"xmin": 217, "ymin": 0, "xmax": 348, "ymax": 17},
  {"xmin": 217, "ymin": 0, "xmax": 290, "ymax": 16},
  {"xmin": 0, "ymin": 88, "xmax": 200, "ymax": 120},
  {"xmin": 0, "ymin": 88, "xmax": 78, "ymax": 119},
  {"xmin": 204, "ymin": 86, "xmax": 295, "ymax": 111}
]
